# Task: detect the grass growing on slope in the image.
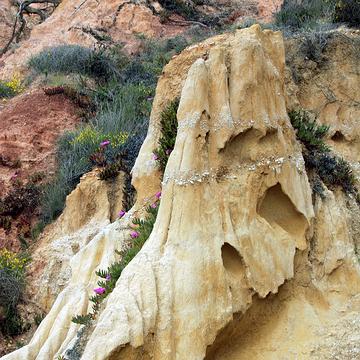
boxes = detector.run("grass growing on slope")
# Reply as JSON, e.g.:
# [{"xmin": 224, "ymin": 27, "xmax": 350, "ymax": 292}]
[
  {"xmin": 28, "ymin": 36, "xmax": 191, "ymax": 226},
  {"xmin": 289, "ymin": 109, "xmax": 358, "ymax": 199}
]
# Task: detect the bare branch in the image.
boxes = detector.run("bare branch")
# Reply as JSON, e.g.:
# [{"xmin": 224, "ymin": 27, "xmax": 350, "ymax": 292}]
[{"xmin": 0, "ymin": 0, "xmax": 61, "ymax": 56}]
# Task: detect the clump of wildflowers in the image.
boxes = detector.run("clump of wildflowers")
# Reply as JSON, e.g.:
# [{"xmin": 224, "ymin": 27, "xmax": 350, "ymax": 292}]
[
  {"xmin": 0, "ymin": 249, "xmax": 28, "ymax": 279},
  {"xmin": 72, "ymin": 199, "xmax": 159, "ymax": 326},
  {"xmin": 0, "ymin": 74, "xmax": 24, "ymax": 99},
  {"xmin": 71, "ymin": 127, "xmax": 128, "ymax": 148}
]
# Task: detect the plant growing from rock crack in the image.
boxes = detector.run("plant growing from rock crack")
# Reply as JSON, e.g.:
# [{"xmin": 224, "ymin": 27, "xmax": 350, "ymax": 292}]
[
  {"xmin": 289, "ymin": 109, "xmax": 358, "ymax": 200},
  {"xmin": 71, "ymin": 196, "xmax": 160, "ymax": 326},
  {"xmin": 153, "ymin": 99, "xmax": 180, "ymax": 172}
]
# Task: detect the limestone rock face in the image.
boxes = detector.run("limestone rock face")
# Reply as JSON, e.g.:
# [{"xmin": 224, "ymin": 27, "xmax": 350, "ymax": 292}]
[
  {"xmin": 24, "ymin": 170, "xmax": 125, "ymax": 312},
  {"xmin": 3, "ymin": 25, "xmax": 360, "ymax": 360},
  {"xmin": 82, "ymin": 25, "xmax": 314, "ymax": 360},
  {"xmin": 285, "ymin": 31, "xmax": 360, "ymax": 175}
]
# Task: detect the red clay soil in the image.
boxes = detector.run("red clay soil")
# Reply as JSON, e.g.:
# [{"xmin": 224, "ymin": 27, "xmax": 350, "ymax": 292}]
[{"xmin": 0, "ymin": 89, "xmax": 80, "ymax": 251}]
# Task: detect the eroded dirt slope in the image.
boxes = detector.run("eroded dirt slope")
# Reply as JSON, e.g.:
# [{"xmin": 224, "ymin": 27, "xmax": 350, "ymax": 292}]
[{"xmin": 0, "ymin": 89, "xmax": 80, "ymax": 251}]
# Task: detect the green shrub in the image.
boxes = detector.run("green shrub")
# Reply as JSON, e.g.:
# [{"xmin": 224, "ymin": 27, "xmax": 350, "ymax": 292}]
[
  {"xmin": 290, "ymin": 109, "xmax": 358, "ymax": 197},
  {"xmin": 305, "ymin": 151, "xmax": 357, "ymax": 194},
  {"xmin": 37, "ymin": 35, "xmax": 190, "ymax": 225},
  {"xmin": 28, "ymin": 45, "xmax": 118, "ymax": 81},
  {"xmin": 153, "ymin": 99, "xmax": 179, "ymax": 172},
  {"xmin": 300, "ymin": 31, "xmax": 332, "ymax": 64},
  {"xmin": 0, "ymin": 183, "xmax": 41, "ymax": 218},
  {"xmin": 72, "ymin": 201, "xmax": 159, "ymax": 325},
  {"xmin": 0, "ymin": 250, "xmax": 27, "ymax": 336},
  {"xmin": 0, "ymin": 81, "xmax": 17, "ymax": 98},
  {"xmin": 275, "ymin": 0, "xmax": 336, "ymax": 29},
  {"xmin": 334, "ymin": 0, "xmax": 360, "ymax": 27},
  {"xmin": 0, "ymin": 75, "xmax": 23, "ymax": 98},
  {"xmin": 289, "ymin": 110, "xmax": 330, "ymax": 152},
  {"xmin": 98, "ymin": 163, "xmax": 120, "ymax": 181}
]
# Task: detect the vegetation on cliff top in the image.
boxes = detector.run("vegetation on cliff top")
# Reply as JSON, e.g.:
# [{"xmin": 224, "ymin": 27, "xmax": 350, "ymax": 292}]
[{"xmin": 289, "ymin": 110, "xmax": 358, "ymax": 200}]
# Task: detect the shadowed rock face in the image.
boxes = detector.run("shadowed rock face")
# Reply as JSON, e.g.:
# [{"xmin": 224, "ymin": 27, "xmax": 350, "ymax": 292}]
[{"xmin": 3, "ymin": 24, "xmax": 360, "ymax": 360}]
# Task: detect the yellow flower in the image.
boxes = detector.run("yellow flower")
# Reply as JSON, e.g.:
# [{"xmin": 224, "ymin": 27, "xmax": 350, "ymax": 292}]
[
  {"xmin": 4, "ymin": 73, "xmax": 24, "ymax": 94},
  {"xmin": 71, "ymin": 126, "xmax": 129, "ymax": 148},
  {"xmin": 0, "ymin": 249, "xmax": 28, "ymax": 276}
]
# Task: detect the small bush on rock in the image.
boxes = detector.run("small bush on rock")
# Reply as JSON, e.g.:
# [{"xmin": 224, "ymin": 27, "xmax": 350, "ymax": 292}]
[
  {"xmin": 289, "ymin": 110, "xmax": 330, "ymax": 152},
  {"xmin": 334, "ymin": 0, "xmax": 360, "ymax": 27},
  {"xmin": 0, "ymin": 249, "xmax": 28, "ymax": 336},
  {"xmin": 72, "ymin": 200, "xmax": 160, "ymax": 325},
  {"xmin": 289, "ymin": 109, "xmax": 358, "ymax": 198},
  {"xmin": 153, "ymin": 99, "xmax": 180, "ymax": 172}
]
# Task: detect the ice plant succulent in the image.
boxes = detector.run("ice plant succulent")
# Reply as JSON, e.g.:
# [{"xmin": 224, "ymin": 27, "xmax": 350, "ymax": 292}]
[
  {"xmin": 93, "ymin": 287, "xmax": 106, "ymax": 295},
  {"xmin": 152, "ymin": 153, "xmax": 159, "ymax": 161},
  {"xmin": 118, "ymin": 210, "xmax": 126, "ymax": 218},
  {"xmin": 155, "ymin": 191, "xmax": 161, "ymax": 199},
  {"xmin": 100, "ymin": 140, "xmax": 110, "ymax": 148},
  {"xmin": 130, "ymin": 231, "xmax": 140, "ymax": 239}
]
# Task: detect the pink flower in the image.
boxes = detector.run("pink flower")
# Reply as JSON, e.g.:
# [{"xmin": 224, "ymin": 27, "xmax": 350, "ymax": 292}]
[
  {"xmin": 94, "ymin": 287, "xmax": 106, "ymax": 295},
  {"xmin": 152, "ymin": 153, "xmax": 159, "ymax": 161},
  {"xmin": 118, "ymin": 210, "xmax": 126, "ymax": 218},
  {"xmin": 165, "ymin": 148, "xmax": 173, "ymax": 155},
  {"xmin": 105, "ymin": 274, "xmax": 111, "ymax": 281},
  {"xmin": 155, "ymin": 191, "xmax": 161, "ymax": 199},
  {"xmin": 130, "ymin": 231, "xmax": 139, "ymax": 239},
  {"xmin": 100, "ymin": 140, "xmax": 110, "ymax": 147},
  {"xmin": 10, "ymin": 173, "xmax": 18, "ymax": 181},
  {"xmin": 151, "ymin": 202, "xmax": 157, "ymax": 208}
]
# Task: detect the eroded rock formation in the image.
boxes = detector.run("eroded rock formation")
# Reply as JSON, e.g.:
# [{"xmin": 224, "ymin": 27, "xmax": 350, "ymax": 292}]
[{"xmin": 3, "ymin": 25, "xmax": 359, "ymax": 360}]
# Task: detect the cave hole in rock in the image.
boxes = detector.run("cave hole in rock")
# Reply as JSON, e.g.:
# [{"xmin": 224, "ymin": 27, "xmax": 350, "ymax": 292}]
[
  {"xmin": 221, "ymin": 242, "xmax": 245, "ymax": 277},
  {"xmin": 257, "ymin": 183, "xmax": 307, "ymax": 239},
  {"xmin": 331, "ymin": 131, "xmax": 345, "ymax": 142}
]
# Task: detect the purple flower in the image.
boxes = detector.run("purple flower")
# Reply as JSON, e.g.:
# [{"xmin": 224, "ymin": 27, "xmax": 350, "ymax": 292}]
[
  {"xmin": 94, "ymin": 287, "xmax": 106, "ymax": 295},
  {"xmin": 152, "ymin": 153, "xmax": 159, "ymax": 161},
  {"xmin": 130, "ymin": 231, "xmax": 140, "ymax": 239},
  {"xmin": 155, "ymin": 191, "xmax": 161, "ymax": 199},
  {"xmin": 165, "ymin": 148, "xmax": 173, "ymax": 155},
  {"xmin": 105, "ymin": 274, "xmax": 111, "ymax": 281},
  {"xmin": 118, "ymin": 210, "xmax": 126, "ymax": 218},
  {"xmin": 10, "ymin": 173, "xmax": 18, "ymax": 181},
  {"xmin": 100, "ymin": 140, "xmax": 110, "ymax": 148},
  {"xmin": 151, "ymin": 202, "xmax": 157, "ymax": 208}
]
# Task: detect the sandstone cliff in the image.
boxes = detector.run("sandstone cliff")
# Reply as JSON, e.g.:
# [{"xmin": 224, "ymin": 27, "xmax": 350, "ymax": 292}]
[{"xmin": 2, "ymin": 24, "xmax": 360, "ymax": 360}]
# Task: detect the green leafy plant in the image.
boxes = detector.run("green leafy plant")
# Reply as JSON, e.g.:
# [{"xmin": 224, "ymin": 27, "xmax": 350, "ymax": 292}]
[
  {"xmin": 290, "ymin": 109, "xmax": 358, "ymax": 198},
  {"xmin": 275, "ymin": 0, "xmax": 336, "ymax": 29},
  {"xmin": 289, "ymin": 110, "xmax": 330, "ymax": 152},
  {"xmin": 334, "ymin": 0, "xmax": 360, "ymax": 27},
  {"xmin": 0, "ymin": 250, "xmax": 28, "ymax": 336},
  {"xmin": 0, "ymin": 75, "xmax": 23, "ymax": 99},
  {"xmin": 153, "ymin": 99, "xmax": 179, "ymax": 172},
  {"xmin": 28, "ymin": 45, "xmax": 119, "ymax": 81},
  {"xmin": 72, "ymin": 200, "xmax": 159, "ymax": 325},
  {"xmin": 98, "ymin": 163, "xmax": 121, "ymax": 181}
]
